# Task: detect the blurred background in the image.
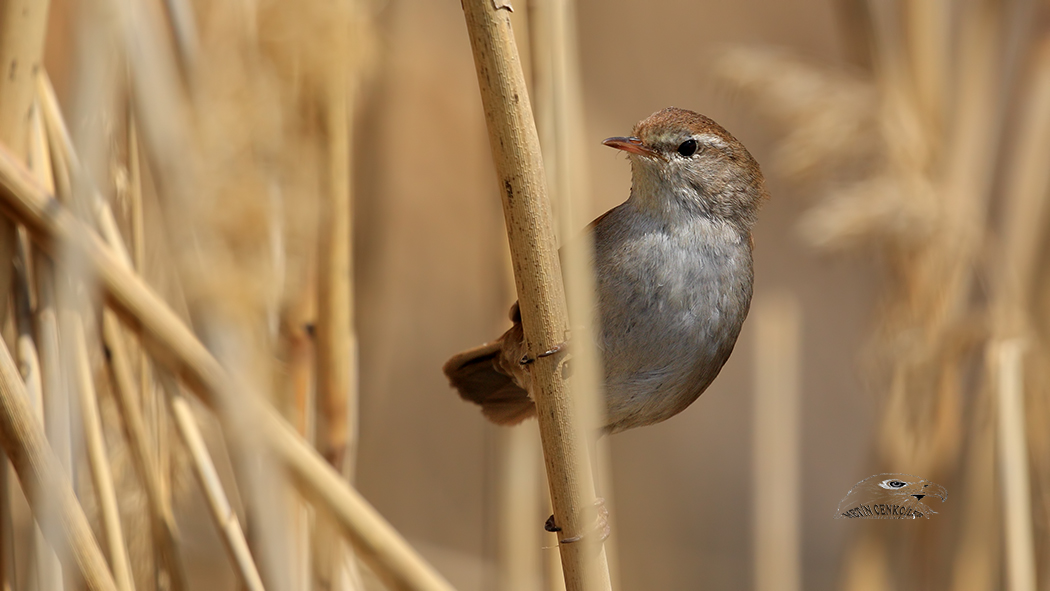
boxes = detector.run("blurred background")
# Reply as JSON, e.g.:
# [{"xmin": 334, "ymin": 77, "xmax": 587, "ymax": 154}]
[{"xmin": 0, "ymin": 0, "xmax": 1043, "ymax": 589}]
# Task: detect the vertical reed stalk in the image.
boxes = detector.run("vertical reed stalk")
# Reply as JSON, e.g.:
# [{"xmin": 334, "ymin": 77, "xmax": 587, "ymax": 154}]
[
  {"xmin": 0, "ymin": 460, "xmax": 11, "ymax": 591},
  {"xmin": 994, "ymin": 40, "xmax": 1050, "ymax": 331},
  {"xmin": 0, "ymin": 0, "xmax": 52, "ymax": 318},
  {"xmin": 125, "ymin": 111, "xmax": 173, "ymax": 563},
  {"xmin": 26, "ymin": 95, "xmax": 66, "ymax": 591},
  {"xmin": 315, "ymin": 8, "xmax": 365, "ymax": 588},
  {"xmin": 949, "ymin": 396, "xmax": 998, "ymax": 591},
  {"xmin": 316, "ymin": 36, "xmax": 357, "ymax": 475},
  {"xmin": 752, "ymin": 294, "xmax": 802, "ymax": 591},
  {"xmin": 528, "ymin": 0, "xmax": 619, "ymax": 585},
  {"xmin": 994, "ymin": 340, "xmax": 1036, "ymax": 591},
  {"xmin": 461, "ymin": 1, "xmax": 611, "ymax": 588},
  {"xmin": 0, "ymin": 9, "xmax": 52, "ymax": 583},
  {"xmin": 497, "ymin": 424, "xmax": 542, "ymax": 591}
]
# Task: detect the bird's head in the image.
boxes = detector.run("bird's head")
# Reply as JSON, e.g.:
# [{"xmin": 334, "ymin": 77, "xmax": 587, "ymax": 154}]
[{"xmin": 603, "ymin": 107, "xmax": 767, "ymax": 229}]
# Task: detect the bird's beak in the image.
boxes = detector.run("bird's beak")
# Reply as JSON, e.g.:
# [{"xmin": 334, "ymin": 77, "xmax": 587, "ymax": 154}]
[{"xmin": 603, "ymin": 136, "xmax": 657, "ymax": 158}]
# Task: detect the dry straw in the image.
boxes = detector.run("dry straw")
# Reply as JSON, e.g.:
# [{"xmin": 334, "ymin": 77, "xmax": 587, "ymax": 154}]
[
  {"xmin": 0, "ymin": 0, "xmax": 459, "ymax": 588},
  {"xmin": 717, "ymin": 0, "xmax": 1050, "ymax": 588}
]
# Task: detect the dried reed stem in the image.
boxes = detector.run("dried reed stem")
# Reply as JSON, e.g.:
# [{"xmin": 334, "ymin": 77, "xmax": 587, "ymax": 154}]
[
  {"xmin": 949, "ymin": 406, "xmax": 998, "ymax": 591},
  {"xmin": 103, "ymin": 311, "xmax": 187, "ymax": 591},
  {"xmin": 995, "ymin": 39, "xmax": 1050, "ymax": 330},
  {"xmin": 0, "ymin": 0, "xmax": 52, "ymax": 328},
  {"xmin": 528, "ymin": 0, "xmax": 619, "ymax": 584},
  {"xmin": 0, "ymin": 460, "xmax": 11, "ymax": 591},
  {"xmin": 0, "ymin": 1, "xmax": 50, "ymax": 157},
  {"xmin": 0, "ymin": 333, "xmax": 118, "ymax": 591},
  {"xmin": 14, "ymin": 229, "xmax": 58, "ymax": 591},
  {"xmin": 752, "ymin": 294, "xmax": 802, "ymax": 591},
  {"xmin": 993, "ymin": 340, "xmax": 1036, "ymax": 591},
  {"xmin": 39, "ymin": 71, "xmax": 187, "ymax": 590},
  {"xmin": 36, "ymin": 73, "xmax": 133, "ymax": 267},
  {"xmin": 461, "ymin": 1, "xmax": 611, "ymax": 589},
  {"xmin": 0, "ymin": 29, "xmax": 51, "ymax": 589},
  {"xmin": 69, "ymin": 316, "xmax": 137, "ymax": 591},
  {"xmin": 316, "ymin": 56, "xmax": 357, "ymax": 474},
  {"xmin": 905, "ymin": 0, "xmax": 949, "ymax": 138},
  {"xmin": 492, "ymin": 8, "xmax": 543, "ymax": 590},
  {"xmin": 169, "ymin": 393, "xmax": 266, "ymax": 591},
  {"xmin": 497, "ymin": 425, "xmax": 542, "ymax": 591},
  {"xmin": 124, "ymin": 112, "xmax": 170, "ymax": 544},
  {"xmin": 26, "ymin": 97, "xmax": 65, "ymax": 591},
  {"xmin": 0, "ymin": 143, "xmax": 457, "ymax": 591}
]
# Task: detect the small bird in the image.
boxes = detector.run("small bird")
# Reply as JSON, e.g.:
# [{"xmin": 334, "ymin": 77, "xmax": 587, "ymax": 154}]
[{"xmin": 444, "ymin": 107, "xmax": 767, "ymax": 434}]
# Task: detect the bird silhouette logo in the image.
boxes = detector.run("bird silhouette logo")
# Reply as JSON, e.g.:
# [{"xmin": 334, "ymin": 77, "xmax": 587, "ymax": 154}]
[{"xmin": 835, "ymin": 473, "xmax": 947, "ymax": 519}]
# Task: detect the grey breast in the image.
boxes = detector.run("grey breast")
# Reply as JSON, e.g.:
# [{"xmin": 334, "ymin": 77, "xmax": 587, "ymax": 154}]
[{"xmin": 592, "ymin": 202, "xmax": 753, "ymax": 433}]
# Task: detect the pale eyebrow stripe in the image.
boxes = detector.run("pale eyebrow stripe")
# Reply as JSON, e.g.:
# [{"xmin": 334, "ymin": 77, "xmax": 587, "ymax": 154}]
[{"xmin": 696, "ymin": 133, "xmax": 728, "ymax": 149}]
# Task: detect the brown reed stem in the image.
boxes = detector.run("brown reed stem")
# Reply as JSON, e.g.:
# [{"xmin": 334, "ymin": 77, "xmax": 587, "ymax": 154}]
[
  {"xmin": 460, "ymin": 1, "xmax": 611, "ymax": 588},
  {"xmin": 0, "ymin": 334, "xmax": 118, "ymax": 591},
  {"xmin": 169, "ymin": 393, "xmax": 266, "ymax": 591},
  {"xmin": 0, "ymin": 142, "xmax": 457, "ymax": 591}
]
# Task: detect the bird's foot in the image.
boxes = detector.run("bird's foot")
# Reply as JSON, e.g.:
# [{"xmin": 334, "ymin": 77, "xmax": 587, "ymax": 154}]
[
  {"xmin": 544, "ymin": 497, "xmax": 610, "ymax": 544},
  {"xmin": 519, "ymin": 341, "xmax": 568, "ymax": 366}
]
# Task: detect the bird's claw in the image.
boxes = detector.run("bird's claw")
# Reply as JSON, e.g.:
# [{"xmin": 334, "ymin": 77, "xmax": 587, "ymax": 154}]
[
  {"xmin": 519, "ymin": 341, "xmax": 568, "ymax": 366},
  {"xmin": 544, "ymin": 497, "xmax": 610, "ymax": 544}
]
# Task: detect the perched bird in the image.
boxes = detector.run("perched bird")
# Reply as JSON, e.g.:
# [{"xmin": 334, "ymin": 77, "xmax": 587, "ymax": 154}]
[
  {"xmin": 835, "ymin": 473, "xmax": 948, "ymax": 519},
  {"xmin": 444, "ymin": 107, "xmax": 767, "ymax": 434}
]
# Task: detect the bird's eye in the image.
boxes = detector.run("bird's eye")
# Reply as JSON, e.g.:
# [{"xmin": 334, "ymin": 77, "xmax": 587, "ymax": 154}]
[
  {"xmin": 677, "ymin": 139, "xmax": 698, "ymax": 157},
  {"xmin": 880, "ymin": 479, "xmax": 907, "ymax": 489}
]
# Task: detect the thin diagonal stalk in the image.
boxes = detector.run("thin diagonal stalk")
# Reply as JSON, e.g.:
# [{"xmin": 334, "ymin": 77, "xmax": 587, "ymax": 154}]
[
  {"xmin": 103, "ymin": 311, "xmax": 187, "ymax": 591},
  {"xmin": 168, "ymin": 392, "xmax": 265, "ymax": 591},
  {"xmin": 68, "ymin": 316, "xmax": 136, "ymax": 591},
  {"xmin": 0, "ymin": 333, "xmax": 118, "ymax": 591}
]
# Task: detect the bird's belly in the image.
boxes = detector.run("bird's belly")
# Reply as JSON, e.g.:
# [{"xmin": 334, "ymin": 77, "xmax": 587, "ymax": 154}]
[{"xmin": 595, "ymin": 246, "xmax": 750, "ymax": 433}]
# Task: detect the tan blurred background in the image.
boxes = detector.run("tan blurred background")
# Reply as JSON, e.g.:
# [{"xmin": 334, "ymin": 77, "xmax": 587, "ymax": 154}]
[{"xmin": 26, "ymin": 0, "xmax": 1047, "ymax": 589}]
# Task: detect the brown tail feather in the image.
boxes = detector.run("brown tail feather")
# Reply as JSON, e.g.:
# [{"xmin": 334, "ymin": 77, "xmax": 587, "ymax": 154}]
[{"xmin": 443, "ymin": 341, "xmax": 535, "ymax": 425}]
